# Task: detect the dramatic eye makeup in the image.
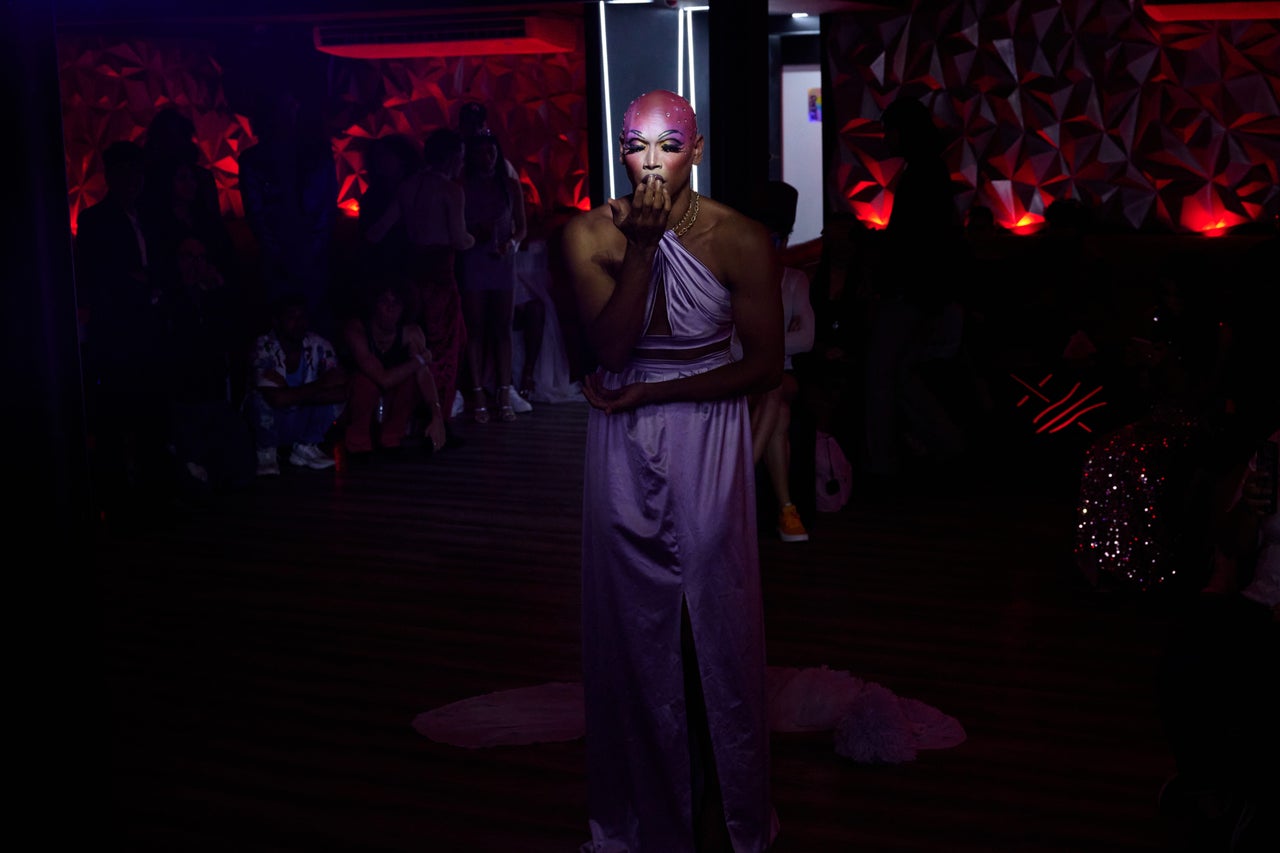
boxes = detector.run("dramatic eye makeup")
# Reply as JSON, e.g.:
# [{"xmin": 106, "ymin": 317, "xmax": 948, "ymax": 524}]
[{"xmin": 621, "ymin": 129, "xmax": 686, "ymax": 155}]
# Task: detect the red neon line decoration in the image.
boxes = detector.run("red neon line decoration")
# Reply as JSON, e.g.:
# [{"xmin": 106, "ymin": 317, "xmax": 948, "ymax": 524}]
[
  {"xmin": 1037, "ymin": 385, "xmax": 1104, "ymax": 433},
  {"xmin": 1046, "ymin": 401, "xmax": 1108, "ymax": 434},
  {"xmin": 1011, "ymin": 373, "xmax": 1052, "ymax": 402},
  {"xmin": 1010, "ymin": 372, "xmax": 1108, "ymax": 434},
  {"xmin": 1032, "ymin": 381, "xmax": 1084, "ymax": 424}
]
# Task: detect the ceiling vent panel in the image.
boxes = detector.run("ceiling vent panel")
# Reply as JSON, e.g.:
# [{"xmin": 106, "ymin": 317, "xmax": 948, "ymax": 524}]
[{"xmin": 313, "ymin": 14, "xmax": 577, "ymax": 58}]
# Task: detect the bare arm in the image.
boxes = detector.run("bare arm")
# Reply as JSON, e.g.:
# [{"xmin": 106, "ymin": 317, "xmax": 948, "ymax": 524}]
[
  {"xmin": 784, "ymin": 271, "xmax": 816, "ymax": 357},
  {"xmin": 344, "ymin": 318, "xmax": 427, "ymax": 391},
  {"xmin": 564, "ymin": 183, "xmax": 671, "ymax": 372},
  {"xmin": 309, "ymin": 364, "xmax": 350, "ymax": 402},
  {"xmin": 444, "ymin": 182, "xmax": 475, "ymax": 252},
  {"xmin": 260, "ymin": 367, "xmax": 348, "ymax": 407},
  {"xmin": 365, "ymin": 183, "xmax": 402, "ymax": 244},
  {"xmin": 507, "ymin": 175, "xmax": 527, "ymax": 249},
  {"xmin": 582, "ymin": 216, "xmax": 783, "ymax": 411}
]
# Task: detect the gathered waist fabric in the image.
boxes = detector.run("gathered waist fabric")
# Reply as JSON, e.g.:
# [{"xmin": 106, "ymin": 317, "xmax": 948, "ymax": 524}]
[{"xmin": 626, "ymin": 337, "xmax": 732, "ymax": 375}]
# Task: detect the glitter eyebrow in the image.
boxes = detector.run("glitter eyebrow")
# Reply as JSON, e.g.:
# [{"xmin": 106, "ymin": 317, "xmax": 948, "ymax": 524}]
[{"xmin": 622, "ymin": 129, "xmax": 685, "ymax": 142}]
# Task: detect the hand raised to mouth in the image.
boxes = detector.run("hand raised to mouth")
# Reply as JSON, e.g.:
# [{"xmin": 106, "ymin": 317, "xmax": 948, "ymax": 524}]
[{"xmin": 608, "ymin": 176, "xmax": 671, "ymax": 246}]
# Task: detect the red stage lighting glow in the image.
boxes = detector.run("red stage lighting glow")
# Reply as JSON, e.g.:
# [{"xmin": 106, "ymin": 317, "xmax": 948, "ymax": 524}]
[
  {"xmin": 338, "ymin": 198, "xmax": 360, "ymax": 218},
  {"xmin": 311, "ymin": 17, "xmax": 577, "ymax": 59},
  {"xmin": 1009, "ymin": 213, "xmax": 1046, "ymax": 235},
  {"xmin": 849, "ymin": 203, "xmax": 889, "ymax": 229},
  {"xmin": 1179, "ymin": 195, "xmax": 1250, "ymax": 235},
  {"xmin": 1144, "ymin": 2, "xmax": 1280, "ymax": 22},
  {"xmin": 315, "ymin": 38, "xmax": 572, "ymax": 59},
  {"xmin": 846, "ymin": 186, "xmax": 891, "ymax": 230}
]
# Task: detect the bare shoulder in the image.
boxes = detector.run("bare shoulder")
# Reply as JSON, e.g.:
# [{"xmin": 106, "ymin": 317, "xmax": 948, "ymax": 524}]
[
  {"xmin": 692, "ymin": 196, "xmax": 774, "ymax": 283},
  {"xmin": 562, "ymin": 205, "xmax": 622, "ymax": 259},
  {"xmin": 398, "ymin": 171, "xmax": 424, "ymax": 199},
  {"xmin": 563, "ymin": 204, "xmax": 616, "ymax": 241},
  {"xmin": 701, "ymin": 196, "xmax": 771, "ymax": 248},
  {"xmin": 442, "ymin": 177, "xmax": 465, "ymax": 201}
]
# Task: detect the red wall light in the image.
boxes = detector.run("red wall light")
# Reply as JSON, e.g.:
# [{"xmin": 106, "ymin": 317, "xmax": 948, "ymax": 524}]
[
  {"xmin": 1144, "ymin": 2, "xmax": 1280, "ymax": 21},
  {"xmin": 847, "ymin": 191, "xmax": 891, "ymax": 229},
  {"xmin": 1179, "ymin": 197, "xmax": 1249, "ymax": 235},
  {"xmin": 313, "ymin": 15, "xmax": 577, "ymax": 59},
  {"xmin": 1009, "ymin": 213, "xmax": 1047, "ymax": 235}
]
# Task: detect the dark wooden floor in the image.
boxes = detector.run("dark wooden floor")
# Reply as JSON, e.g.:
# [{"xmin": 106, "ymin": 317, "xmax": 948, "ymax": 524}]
[{"xmin": 94, "ymin": 400, "xmax": 1185, "ymax": 852}]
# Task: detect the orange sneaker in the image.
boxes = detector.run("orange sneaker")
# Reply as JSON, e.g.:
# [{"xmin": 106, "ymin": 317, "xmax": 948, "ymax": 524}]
[{"xmin": 777, "ymin": 503, "xmax": 809, "ymax": 542}]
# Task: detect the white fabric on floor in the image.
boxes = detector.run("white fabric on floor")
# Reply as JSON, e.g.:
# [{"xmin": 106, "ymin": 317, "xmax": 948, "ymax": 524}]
[
  {"xmin": 413, "ymin": 665, "xmax": 965, "ymax": 764},
  {"xmin": 512, "ymin": 239, "xmax": 582, "ymax": 405}
]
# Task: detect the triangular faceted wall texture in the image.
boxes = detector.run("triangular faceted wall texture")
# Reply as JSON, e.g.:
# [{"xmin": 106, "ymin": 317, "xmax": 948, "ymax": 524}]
[
  {"xmin": 58, "ymin": 5, "xmax": 1279, "ymax": 237},
  {"xmin": 827, "ymin": 1, "xmax": 1280, "ymax": 232},
  {"xmin": 58, "ymin": 37, "xmax": 590, "ymax": 235}
]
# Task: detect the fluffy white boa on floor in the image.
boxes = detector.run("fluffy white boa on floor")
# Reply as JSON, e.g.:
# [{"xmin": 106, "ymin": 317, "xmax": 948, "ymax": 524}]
[{"xmin": 414, "ymin": 665, "xmax": 965, "ymax": 764}]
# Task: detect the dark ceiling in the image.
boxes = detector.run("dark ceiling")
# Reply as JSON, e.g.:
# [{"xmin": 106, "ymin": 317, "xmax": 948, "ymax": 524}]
[
  {"xmin": 53, "ymin": 0, "xmax": 895, "ymax": 27},
  {"xmin": 54, "ymin": 1, "xmax": 580, "ymax": 24},
  {"xmin": 51, "ymin": 0, "xmax": 1262, "ymax": 24}
]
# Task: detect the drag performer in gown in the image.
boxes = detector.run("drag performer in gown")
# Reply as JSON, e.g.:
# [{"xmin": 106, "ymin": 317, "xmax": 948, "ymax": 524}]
[{"xmin": 562, "ymin": 89, "xmax": 784, "ymax": 853}]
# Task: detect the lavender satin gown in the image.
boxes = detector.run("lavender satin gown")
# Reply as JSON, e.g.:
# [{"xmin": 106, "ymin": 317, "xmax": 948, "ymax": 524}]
[{"xmin": 581, "ymin": 231, "xmax": 778, "ymax": 853}]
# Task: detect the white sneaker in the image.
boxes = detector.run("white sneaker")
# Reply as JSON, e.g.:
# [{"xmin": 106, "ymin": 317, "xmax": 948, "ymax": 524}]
[
  {"xmin": 289, "ymin": 442, "xmax": 335, "ymax": 470},
  {"xmin": 256, "ymin": 448, "xmax": 280, "ymax": 477},
  {"xmin": 508, "ymin": 385, "xmax": 533, "ymax": 414}
]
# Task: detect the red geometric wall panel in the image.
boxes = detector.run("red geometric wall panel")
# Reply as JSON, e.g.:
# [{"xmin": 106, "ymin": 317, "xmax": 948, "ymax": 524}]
[
  {"xmin": 827, "ymin": 1, "xmax": 1280, "ymax": 234},
  {"xmin": 58, "ymin": 37, "xmax": 256, "ymax": 232},
  {"xmin": 58, "ymin": 38, "xmax": 590, "ymax": 236},
  {"xmin": 326, "ymin": 52, "xmax": 590, "ymax": 230}
]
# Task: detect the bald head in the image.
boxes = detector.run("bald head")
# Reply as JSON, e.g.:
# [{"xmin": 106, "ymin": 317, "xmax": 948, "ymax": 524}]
[{"xmin": 621, "ymin": 89, "xmax": 698, "ymax": 146}]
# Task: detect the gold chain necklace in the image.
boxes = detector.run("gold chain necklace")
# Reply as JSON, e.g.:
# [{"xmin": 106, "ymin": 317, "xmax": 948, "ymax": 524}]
[{"xmin": 674, "ymin": 191, "xmax": 700, "ymax": 237}]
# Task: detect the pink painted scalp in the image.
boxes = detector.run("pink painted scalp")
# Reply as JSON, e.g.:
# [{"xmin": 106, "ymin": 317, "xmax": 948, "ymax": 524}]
[{"xmin": 621, "ymin": 89, "xmax": 698, "ymax": 141}]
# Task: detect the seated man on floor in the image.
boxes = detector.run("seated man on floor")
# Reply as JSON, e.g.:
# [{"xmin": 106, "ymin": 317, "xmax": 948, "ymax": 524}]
[{"xmin": 246, "ymin": 292, "xmax": 348, "ymax": 475}]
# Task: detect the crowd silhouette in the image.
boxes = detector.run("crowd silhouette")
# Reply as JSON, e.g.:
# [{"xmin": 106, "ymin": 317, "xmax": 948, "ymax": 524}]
[
  {"xmin": 75, "ymin": 96, "xmax": 1278, "ymax": 559},
  {"xmin": 75, "ymin": 103, "xmax": 569, "ymax": 524}
]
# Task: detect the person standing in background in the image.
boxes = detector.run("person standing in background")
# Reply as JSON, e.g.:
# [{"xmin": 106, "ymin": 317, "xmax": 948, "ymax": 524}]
[
  {"xmin": 239, "ymin": 85, "xmax": 339, "ymax": 340},
  {"xmin": 457, "ymin": 131, "xmax": 526, "ymax": 423},
  {"xmin": 366, "ymin": 128, "xmax": 473, "ymax": 448},
  {"xmin": 76, "ymin": 140, "xmax": 173, "ymax": 518},
  {"xmin": 861, "ymin": 95, "xmax": 966, "ymax": 483},
  {"xmin": 456, "ymin": 100, "xmax": 521, "ymax": 185},
  {"xmin": 738, "ymin": 180, "xmax": 816, "ymax": 543}
]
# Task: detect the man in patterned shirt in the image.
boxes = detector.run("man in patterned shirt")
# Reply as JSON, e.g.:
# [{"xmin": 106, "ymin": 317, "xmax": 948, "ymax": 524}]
[{"xmin": 246, "ymin": 292, "xmax": 348, "ymax": 475}]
